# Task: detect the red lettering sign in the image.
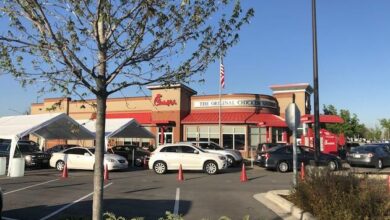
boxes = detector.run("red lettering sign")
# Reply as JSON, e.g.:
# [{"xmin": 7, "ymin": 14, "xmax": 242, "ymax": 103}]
[{"xmin": 154, "ymin": 94, "xmax": 177, "ymax": 106}]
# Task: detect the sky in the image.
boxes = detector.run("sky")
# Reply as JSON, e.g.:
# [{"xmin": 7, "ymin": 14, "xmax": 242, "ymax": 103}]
[{"xmin": 1, "ymin": 0, "xmax": 390, "ymax": 128}]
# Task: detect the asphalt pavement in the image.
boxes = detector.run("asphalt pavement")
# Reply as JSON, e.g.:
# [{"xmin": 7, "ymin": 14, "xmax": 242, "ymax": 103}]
[
  {"xmin": 0, "ymin": 166, "xmax": 293, "ymax": 220},
  {"xmin": 3, "ymin": 165, "xmax": 387, "ymax": 220}
]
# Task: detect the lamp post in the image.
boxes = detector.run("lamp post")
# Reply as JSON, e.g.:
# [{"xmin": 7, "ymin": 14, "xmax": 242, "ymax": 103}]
[{"xmin": 312, "ymin": 0, "xmax": 321, "ymax": 163}]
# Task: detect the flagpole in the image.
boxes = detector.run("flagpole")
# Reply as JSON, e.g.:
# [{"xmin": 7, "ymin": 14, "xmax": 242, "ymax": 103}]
[{"xmin": 219, "ymin": 57, "xmax": 222, "ymax": 146}]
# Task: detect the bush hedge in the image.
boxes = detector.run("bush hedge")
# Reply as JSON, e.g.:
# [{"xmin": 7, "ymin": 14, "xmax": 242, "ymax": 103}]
[{"xmin": 290, "ymin": 169, "xmax": 390, "ymax": 220}]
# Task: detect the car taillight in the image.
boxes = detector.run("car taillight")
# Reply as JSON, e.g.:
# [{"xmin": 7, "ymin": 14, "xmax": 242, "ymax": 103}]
[
  {"xmin": 367, "ymin": 153, "xmax": 374, "ymax": 158},
  {"xmin": 265, "ymin": 153, "xmax": 270, "ymax": 160}
]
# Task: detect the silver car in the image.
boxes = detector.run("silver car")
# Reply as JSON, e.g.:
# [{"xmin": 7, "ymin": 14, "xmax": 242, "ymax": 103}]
[
  {"xmin": 180, "ymin": 141, "xmax": 243, "ymax": 167},
  {"xmin": 347, "ymin": 145, "xmax": 390, "ymax": 169}
]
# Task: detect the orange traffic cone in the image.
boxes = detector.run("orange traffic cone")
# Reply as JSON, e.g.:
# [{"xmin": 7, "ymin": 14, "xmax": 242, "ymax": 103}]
[
  {"xmin": 300, "ymin": 162, "xmax": 305, "ymax": 181},
  {"xmin": 388, "ymin": 175, "xmax": 390, "ymax": 193},
  {"xmin": 240, "ymin": 163, "xmax": 248, "ymax": 182},
  {"xmin": 61, "ymin": 163, "xmax": 68, "ymax": 178},
  {"xmin": 104, "ymin": 164, "xmax": 109, "ymax": 181},
  {"xmin": 177, "ymin": 164, "xmax": 184, "ymax": 182}
]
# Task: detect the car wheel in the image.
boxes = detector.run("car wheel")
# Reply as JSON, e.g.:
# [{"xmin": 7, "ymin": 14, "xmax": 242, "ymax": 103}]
[
  {"xmin": 226, "ymin": 155, "xmax": 235, "ymax": 167},
  {"xmin": 153, "ymin": 161, "xmax": 167, "ymax": 174},
  {"xmin": 277, "ymin": 161, "xmax": 289, "ymax": 173},
  {"xmin": 204, "ymin": 161, "xmax": 218, "ymax": 175},
  {"xmin": 376, "ymin": 159, "xmax": 383, "ymax": 169},
  {"xmin": 56, "ymin": 160, "xmax": 65, "ymax": 171},
  {"xmin": 328, "ymin": 160, "xmax": 338, "ymax": 171}
]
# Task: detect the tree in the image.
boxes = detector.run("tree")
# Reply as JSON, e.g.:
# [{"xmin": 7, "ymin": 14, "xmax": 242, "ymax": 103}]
[
  {"xmin": 322, "ymin": 105, "xmax": 366, "ymax": 139},
  {"xmin": 365, "ymin": 126, "xmax": 382, "ymax": 141},
  {"xmin": 0, "ymin": 1, "xmax": 254, "ymax": 219},
  {"xmin": 323, "ymin": 104, "xmax": 337, "ymax": 115},
  {"xmin": 379, "ymin": 118, "xmax": 390, "ymax": 140}
]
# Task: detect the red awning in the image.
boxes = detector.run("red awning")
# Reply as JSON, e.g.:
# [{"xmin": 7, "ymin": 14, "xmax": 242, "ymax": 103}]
[
  {"xmin": 106, "ymin": 112, "xmax": 152, "ymax": 124},
  {"xmin": 301, "ymin": 114, "xmax": 344, "ymax": 124},
  {"xmin": 181, "ymin": 112, "xmax": 287, "ymax": 127}
]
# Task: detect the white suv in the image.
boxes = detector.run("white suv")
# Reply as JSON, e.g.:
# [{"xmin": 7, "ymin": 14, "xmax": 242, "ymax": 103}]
[
  {"xmin": 180, "ymin": 141, "xmax": 243, "ymax": 167},
  {"xmin": 148, "ymin": 144, "xmax": 227, "ymax": 175}
]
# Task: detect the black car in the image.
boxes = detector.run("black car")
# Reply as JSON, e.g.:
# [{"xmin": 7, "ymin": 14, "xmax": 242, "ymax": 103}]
[
  {"xmin": 0, "ymin": 140, "xmax": 50, "ymax": 168},
  {"xmin": 257, "ymin": 142, "xmax": 286, "ymax": 154},
  {"xmin": 256, "ymin": 145, "xmax": 342, "ymax": 172},
  {"xmin": 108, "ymin": 145, "xmax": 150, "ymax": 167},
  {"xmin": 45, "ymin": 144, "xmax": 80, "ymax": 155}
]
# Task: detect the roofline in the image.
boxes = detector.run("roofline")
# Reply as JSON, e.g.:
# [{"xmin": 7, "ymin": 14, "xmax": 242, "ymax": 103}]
[
  {"xmin": 193, "ymin": 93, "xmax": 276, "ymax": 99},
  {"xmin": 270, "ymin": 83, "xmax": 313, "ymax": 93},
  {"xmin": 147, "ymin": 84, "xmax": 197, "ymax": 95}
]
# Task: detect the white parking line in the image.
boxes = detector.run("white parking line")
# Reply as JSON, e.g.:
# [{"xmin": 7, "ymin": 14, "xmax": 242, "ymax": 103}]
[
  {"xmin": 173, "ymin": 188, "xmax": 180, "ymax": 215},
  {"xmin": 4, "ymin": 179, "xmax": 59, "ymax": 195},
  {"xmin": 39, "ymin": 182, "xmax": 113, "ymax": 220}
]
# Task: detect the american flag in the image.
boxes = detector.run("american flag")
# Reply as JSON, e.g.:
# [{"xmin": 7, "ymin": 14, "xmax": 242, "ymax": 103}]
[{"xmin": 220, "ymin": 58, "xmax": 225, "ymax": 89}]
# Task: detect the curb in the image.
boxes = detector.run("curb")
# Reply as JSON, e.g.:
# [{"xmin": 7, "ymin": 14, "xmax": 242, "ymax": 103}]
[{"xmin": 254, "ymin": 190, "xmax": 316, "ymax": 220}]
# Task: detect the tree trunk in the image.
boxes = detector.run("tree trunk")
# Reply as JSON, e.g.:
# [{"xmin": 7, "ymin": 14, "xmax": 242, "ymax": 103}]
[
  {"xmin": 93, "ymin": 95, "xmax": 106, "ymax": 220},
  {"xmin": 93, "ymin": 6, "xmax": 107, "ymax": 219}
]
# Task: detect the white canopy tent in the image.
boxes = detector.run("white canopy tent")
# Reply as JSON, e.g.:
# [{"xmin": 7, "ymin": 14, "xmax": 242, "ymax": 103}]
[
  {"xmin": 0, "ymin": 113, "xmax": 94, "ymax": 176},
  {"xmin": 77, "ymin": 118, "xmax": 155, "ymax": 150}
]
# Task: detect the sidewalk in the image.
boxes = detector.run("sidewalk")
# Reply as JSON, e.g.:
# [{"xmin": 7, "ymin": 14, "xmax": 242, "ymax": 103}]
[{"xmin": 253, "ymin": 190, "xmax": 316, "ymax": 220}]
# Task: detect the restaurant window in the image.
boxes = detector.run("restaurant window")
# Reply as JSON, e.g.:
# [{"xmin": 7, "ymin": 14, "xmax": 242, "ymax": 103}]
[
  {"xmin": 186, "ymin": 126, "xmax": 198, "ymax": 141},
  {"xmin": 209, "ymin": 126, "xmax": 220, "ymax": 144},
  {"xmin": 250, "ymin": 127, "xmax": 267, "ymax": 147},
  {"xmin": 195, "ymin": 126, "xmax": 220, "ymax": 144},
  {"xmin": 158, "ymin": 126, "xmax": 173, "ymax": 146},
  {"xmin": 272, "ymin": 128, "xmax": 284, "ymax": 143},
  {"xmin": 222, "ymin": 126, "xmax": 246, "ymax": 150}
]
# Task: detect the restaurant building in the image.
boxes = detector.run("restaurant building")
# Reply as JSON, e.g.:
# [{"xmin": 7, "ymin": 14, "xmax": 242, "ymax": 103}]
[{"xmin": 31, "ymin": 83, "xmax": 313, "ymax": 157}]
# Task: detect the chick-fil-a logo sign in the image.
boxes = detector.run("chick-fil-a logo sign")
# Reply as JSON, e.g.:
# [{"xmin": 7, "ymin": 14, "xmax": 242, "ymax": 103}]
[{"xmin": 154, "ymin": 94, "xmax": 177, "ymax": 106}]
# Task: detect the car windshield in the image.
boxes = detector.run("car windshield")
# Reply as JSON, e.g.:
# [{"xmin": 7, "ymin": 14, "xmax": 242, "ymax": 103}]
[
  {"xmin": 267, "ymin": 145, "xmax": 285, "ymax": 152},
  {"xmin": 192, "ymin": 146, "xmax": 206, "ymax": 153},
  {"xmin": 209, "ymin": 142, "xmax": 224, "ymax": 150},
  {"xmin": 350, "ymin": 146, "xmax": 376, "ymax": 153},
  {"xmin": 18, "ymin": 143, "xmax": 40, "ymax": 153},
  {"xmin": 88, "ymin": 148, "xmax": 95, "ymax": 154}
]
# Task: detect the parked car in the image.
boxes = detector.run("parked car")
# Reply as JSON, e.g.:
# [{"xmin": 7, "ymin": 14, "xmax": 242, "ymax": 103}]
[
  {"xmin": 148, "ymin": 144, "xmax": 227, "ymax": 175},
  {"xmin": 346, "ymin": 145, "xmax": 390, "ymax": 169},
  {"xmin": 0, "ymin": 140, "xmax": 50, "ymax": 168},
  {"xmin": 180, "ymin": 141, "xmax": 242, "ymax": 167},
  {"xmin": 45, "ymin": 144, "xmax": 80, "ymax": 155},
  {"xmin": 49, "ymin": 147, "xmax": 128, "ymax": 171},
  {"xmin": 108, "ymin": 145, "xmax": 150, "ymax": 167},
  {"xmin": 257, "ymin": 143, "xmax": 286, "ymax": 154},
  {"xmin": 257, "ymin": 145, "xmax": 342, "ymax": 172}
]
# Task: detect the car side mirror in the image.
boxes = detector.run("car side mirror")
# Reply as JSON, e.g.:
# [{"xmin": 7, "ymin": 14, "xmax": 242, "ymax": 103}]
[{"xmin": 194, "ymin": 150, "xmax": 199, "ymax": 154}]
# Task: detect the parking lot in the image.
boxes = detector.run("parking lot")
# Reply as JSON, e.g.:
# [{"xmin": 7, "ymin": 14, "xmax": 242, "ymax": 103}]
[
  {"xmin": 2, "ymin": 164, "xmax": 389, "ymax": 220},
  {"xmin": 1, "ymin": 166, "xmax": 291, "ymax": 220}
]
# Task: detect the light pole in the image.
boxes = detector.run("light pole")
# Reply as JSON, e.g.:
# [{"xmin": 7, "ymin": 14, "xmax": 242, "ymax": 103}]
[{"xmin": 312, "ymin": 0, "xmax": 321, "ymax": 163}]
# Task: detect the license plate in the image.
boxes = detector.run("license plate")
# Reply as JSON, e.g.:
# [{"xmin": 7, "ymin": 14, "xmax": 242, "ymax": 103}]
[{"xmin": 353, "ymin": 154, "xmax": 361, "ymax": 158}]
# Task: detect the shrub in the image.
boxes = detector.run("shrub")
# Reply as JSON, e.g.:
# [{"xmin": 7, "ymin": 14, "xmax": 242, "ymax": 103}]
[{"xmin": 290, "ymin": 169, "xmax": 390, "ymax": 220}]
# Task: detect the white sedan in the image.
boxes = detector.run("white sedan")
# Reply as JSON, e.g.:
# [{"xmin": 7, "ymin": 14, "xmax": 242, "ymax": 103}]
[{"xmin": 49, "ymin": 147, "xmax": 128, "ymax": 171}]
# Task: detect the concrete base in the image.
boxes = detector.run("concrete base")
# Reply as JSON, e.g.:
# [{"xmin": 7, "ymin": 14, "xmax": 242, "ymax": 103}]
[{"xmin": 254, "ymin": 190, "xmax": 316, "ymax": 220}]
